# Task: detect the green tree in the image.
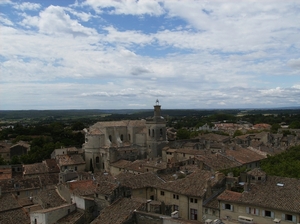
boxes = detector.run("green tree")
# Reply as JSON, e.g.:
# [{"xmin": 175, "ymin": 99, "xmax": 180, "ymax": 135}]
[
  {"xmin": 233, "ymin": 130, "xmax": 243, "ymax": 137},
  {"xmin": 176, "ymin": 129, "xmax": 190, "ymax": 140},
  {"xmin": 289, "ymin": 121, "xmax": 300, "ymax": 129},
  {"xmin": 271, "ymin": 123, "xmax": 280, "ymax": 133},
  {"xmin": 0, "ymin": 155, "xmax": 7, "ymax": 165}
]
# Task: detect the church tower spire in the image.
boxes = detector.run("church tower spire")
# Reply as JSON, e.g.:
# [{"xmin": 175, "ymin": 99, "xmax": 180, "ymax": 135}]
[{"xmin": 146, "ymin": 99, "xmax": 168, "ymax": 158}]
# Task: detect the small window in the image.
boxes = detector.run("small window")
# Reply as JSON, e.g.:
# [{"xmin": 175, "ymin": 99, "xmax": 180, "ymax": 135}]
[
  {"xmin": 190, "ymin": 198, "xmax": 193, "ymax": 203},
  {"xmin": 74, "ymin": 166, "xmax": 77, "ymax": 171},
  {"xmin": 265, "ymin": 210, "xmax": 271, "ymax": 217},
  {"xmin": 120, "ymin": 134, "xmax": 123, "ymax": 141},
  {"xmin": 205, "ymin": 208, "xmax": 208, "ymax": 214},
  {"xmin": 128, "ymin": 134, "xmax": 131, "ymax": 141},
  {"xmin": 152, "ymin": 129, "xmax": 154, "ymax": 137},
  {"xmin": 285, "ymin": 214, "xmax": 293, "ymax": 221},
  {"xmin": 96, "ymin": 157, "xmax": 100, "ymax": 164},
  {"xmin": 160, "ymin": 191, "xmax": 165, "ymax": 196},
  {"xmin": 109, "ymin": 135, "xmax": 112, "ymax": 142},
  {"xmin": 225, "ymin": 203, "xmax": 232, "ymax": 210}
]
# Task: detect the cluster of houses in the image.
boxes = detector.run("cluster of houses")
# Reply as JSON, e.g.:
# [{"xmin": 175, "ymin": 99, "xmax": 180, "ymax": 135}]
[{"xmin": 0, "ymin": 102, "xmax": 300, "ymax": 224}]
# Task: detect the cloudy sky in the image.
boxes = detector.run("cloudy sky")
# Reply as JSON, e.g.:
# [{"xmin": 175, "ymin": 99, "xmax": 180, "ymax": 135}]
[{"xmin": 1, "ymin": 0, "xmax": 300, "ymax": 110}]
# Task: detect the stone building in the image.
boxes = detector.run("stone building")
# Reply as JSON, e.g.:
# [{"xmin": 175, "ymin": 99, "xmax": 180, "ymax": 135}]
[{"xmin": 83, "ymin": 100, "xmax": 168, "ymax": 172}]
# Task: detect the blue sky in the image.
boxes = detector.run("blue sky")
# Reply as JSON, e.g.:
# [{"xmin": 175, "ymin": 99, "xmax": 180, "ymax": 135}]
[{"xmin": 1, "ymin": 0, "xmax": 300, "ymax": 110}]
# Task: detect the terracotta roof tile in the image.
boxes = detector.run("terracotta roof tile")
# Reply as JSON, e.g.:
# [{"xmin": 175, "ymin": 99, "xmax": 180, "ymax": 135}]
[
  {"xmin": 218, "ymin": 176, "xmax": 300, "ymax": 213},
  {"xmin": 91, "ymin": 197, "xmax": 145, "ymax": 224},
  {"xmin": 116, "ymin": 172, "xmax": 165, "ymax": 189},
  {"xmin": 158, "ymin": 170, "xmax": 218, "ymax": 197}
]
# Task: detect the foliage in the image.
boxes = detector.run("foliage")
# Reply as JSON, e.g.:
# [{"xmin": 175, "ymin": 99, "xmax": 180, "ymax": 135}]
[
  {"xmin": 176, "ymin": 128, "xmax": 191, "ymax": 140},
  {"xmin": 271, "ymin": 123, "xmax": 281, "ymax": 133},
  {"xmin": 260, "ymin": 145, "xmax": 300, "ymax": 178},
  {"xmin": 220, "ymin": 166, "xmax": 248, "ymax": 177},
  {"xmin": 289, "ymin": 120, "xmax": 300, "ymax": 129},
  {"xmin": 233, "ymin": 130, "xmax": 243, "ymax": 137},
  {"xmin": 0, "ymin": 155, "xmax": 7, "ymax": 165}
]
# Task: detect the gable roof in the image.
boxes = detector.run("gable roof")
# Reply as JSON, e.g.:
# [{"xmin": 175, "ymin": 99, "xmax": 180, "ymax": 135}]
[
  {"xmin": 196, "ymin": 153, "xmax": 241, "ymax": 170},
  {"xmin": 158, "ymin": 170, "xmax": 218, "ymax": 197},
  {"xmin": 218, "ymin": 176, "xmax": 300, "ymax": 213},
  {"xmin": 116, "ymin": 172, "xmax": 165, "ymax": 189},
  {"xmin": 56, "ymin": 154, "xmax": 85, "ymax": 166},
  {"xmin": 224, "ymin": 145, "xmax": 266, "ymax": 164},
  {"xmin": 91, "ymin": 197, "xmax": 144, "ymax": 224}
]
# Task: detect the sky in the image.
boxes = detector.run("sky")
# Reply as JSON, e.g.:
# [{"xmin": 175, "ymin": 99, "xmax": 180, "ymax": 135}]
[{"xmin": 1, "ymin": 0, "xmax": 300, "ymax": 110}]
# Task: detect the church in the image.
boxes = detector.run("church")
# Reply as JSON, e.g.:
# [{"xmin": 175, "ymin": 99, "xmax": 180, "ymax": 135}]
[{"xmin": 83, "ymin": 100, "xmax": 168, "ymax": 172}]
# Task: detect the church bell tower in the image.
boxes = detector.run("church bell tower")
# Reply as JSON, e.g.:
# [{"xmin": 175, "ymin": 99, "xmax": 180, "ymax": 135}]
[{"xmin": 146, "ymin": 99, "xmax": 168, "ymax": 158}]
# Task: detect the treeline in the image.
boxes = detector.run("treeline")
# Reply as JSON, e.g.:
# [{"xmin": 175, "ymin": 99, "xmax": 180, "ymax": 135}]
[
  {"xmin": 260, "ymin": 145, "xmax": 300, "ymax": 178},
  {"xmin": 0, "ymin": 121, "xmax": 85, "ymax": 165}
]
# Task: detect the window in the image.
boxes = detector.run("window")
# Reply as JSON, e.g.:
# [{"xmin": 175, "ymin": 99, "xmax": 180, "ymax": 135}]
[
  {"xmin": 173, "ymin": 194, "xmax": 179, "ymax": 199},
  {"xmin": 223, "ymin": 203, "xmax": 233, "ymax": 211},
  {"xmin": 148, "ymin": 129, "xmax": 150, "ymax": 136},
  {"xmin": 128, "ymin": 134, "xmax": 131, "ymax": 141},
  {"xmin": 160, "ymin": 128, "xmax": 163, "ymax": 137},
  {"xmin": 285, "ymin": 214, "xmax": 295, "ymax": 221},
  {"xmin": 205, "ymin": 208, "xmax": 208, "ymax": 214},
  {"xmin": 152, "ymin": 129, "xmax": 155, "ymax": 137},
  {"xmin": 109, "ymin": 135, "xmax": 112, "ymax": 142},
  {"xmin": 190, "ymin": 198, "xmax": 197, "ymax": 203},
  {"xmin": 264, "ymin": 210, "xmax": 272, "ymax": 217},
  {"xmin": 160, "ymin": 191, "xmax": 165, "ymax": 196},
  {"xmin": 190, "ymin": 209, "xmax": 198, "ymax": 220},
  {"xmin": 74, "ymin": 166, "xmax": 77, "ymax": 171},
  {"xmin": 120, "ymin": 134, "xmax": 123, "ymax": 141},
  {"xmin": 212, "ymin": 210, "xmax": 216, "ymax": 215},
  {"xmin": 246, "ymin": 207, "xmax": 259, "ymax": 215},
  {"xmin": 96, "ymin": 157, "xmax": 100, "ymax": 164}
]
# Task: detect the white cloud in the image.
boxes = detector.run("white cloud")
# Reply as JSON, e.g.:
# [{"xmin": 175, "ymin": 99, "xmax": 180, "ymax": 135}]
[
  {"xmin": 288, "ymin": 58, "xmax": 300, "ymax": 69},
  {"xmin": 20, "ymin": 5, "xmax": 97, "ymax": 36},
  {"xmin": 1, "ymin": 0, "xmax": 300, "ymax": 109},
  {"xmin": 83, "ymin": 0, "xmax": 165, "ymax": 16},
  {"xmin": 13, "ymin": 2, "xmax": 41, "ymax": 11},
  {"xmin": 0, "ymin": 14, "xmax": 13, "ymax": 26}
]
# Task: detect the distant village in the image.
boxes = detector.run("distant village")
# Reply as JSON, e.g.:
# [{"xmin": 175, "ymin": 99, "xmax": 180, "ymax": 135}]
[{"xmin": 1, "ymin": 101, "xmax": 300, "ymax": 224}]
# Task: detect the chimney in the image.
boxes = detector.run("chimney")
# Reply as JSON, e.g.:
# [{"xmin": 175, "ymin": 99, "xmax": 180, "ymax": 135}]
[
  {"xmin": 146, "ymin": 199, "xmax": 152, "ymax": 212},
  {"xmin": 244, "ymin": 183, "xmax": 250, "ymax": 192}
]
